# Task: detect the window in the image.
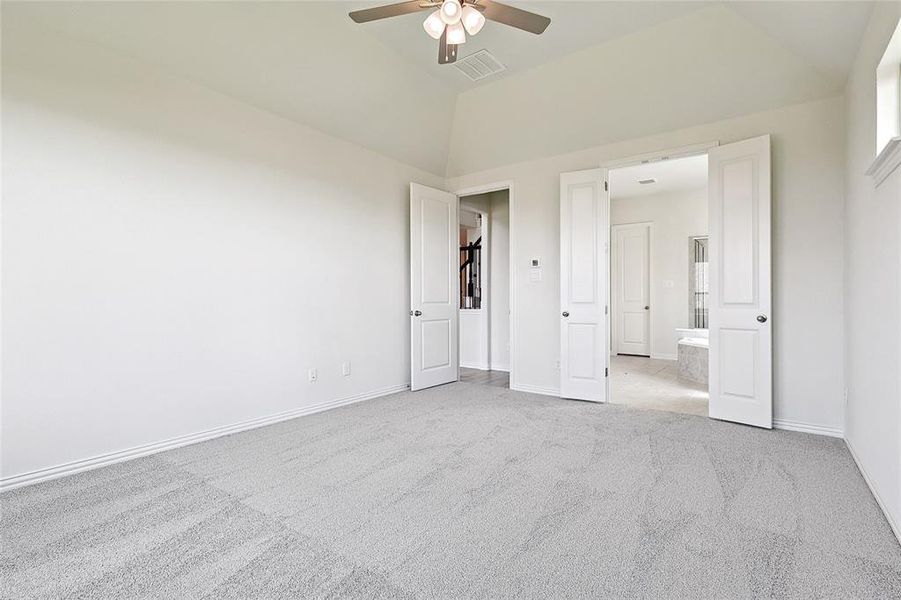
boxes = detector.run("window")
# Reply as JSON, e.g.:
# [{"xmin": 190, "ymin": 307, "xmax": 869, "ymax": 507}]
[
  {"xmin": 876, "ymin": 19, "xmax": 901, "ymax": 157},
  {"xmin": 689, "ymin": 236, "xmax": 709, "ymax": 329}
]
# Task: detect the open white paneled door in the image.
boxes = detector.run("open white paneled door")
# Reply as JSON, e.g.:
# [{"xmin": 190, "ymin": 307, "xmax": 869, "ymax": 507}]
[
  {"xmin": 708, "ymin": 135, "xmax": 772, "ymax": 428},
  {"xmin": 560, "ymin": 169, "xmax": 609, "ymax": 402},
  {"xmin": 410, "ymin": 183, "xmax": 459, "ymax": 391}
]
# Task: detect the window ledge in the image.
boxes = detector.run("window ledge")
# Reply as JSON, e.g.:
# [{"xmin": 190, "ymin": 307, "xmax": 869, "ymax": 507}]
[{"xmin": 867, "ymin": 137, "xmax": 901, "ymax": 186}]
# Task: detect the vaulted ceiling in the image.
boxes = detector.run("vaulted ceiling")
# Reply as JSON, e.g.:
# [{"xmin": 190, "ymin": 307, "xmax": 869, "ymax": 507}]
[{"xmin": 3, "ymin": 1, "xmax": 874, "ymax": 176}]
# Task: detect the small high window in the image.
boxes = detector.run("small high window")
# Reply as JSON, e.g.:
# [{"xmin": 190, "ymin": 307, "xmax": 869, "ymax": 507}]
[{"xmin": 876, "ymin": 19, "xmax": 901, "ymax": 157}]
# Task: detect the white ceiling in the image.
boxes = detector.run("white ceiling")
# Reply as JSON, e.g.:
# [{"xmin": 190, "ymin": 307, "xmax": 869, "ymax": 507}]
[
  {"xmin": 609, "ymin": 155, "xmax": 708, "ymax": 200},
  {"xmin": 3, "ymin": 1, "xmax": 875, "ymax": 175},
  {"xmin": 351, "ymin": 1, "xmax": 708, "ymax": 90},
  {"xmin": 348, "ymin": 1, "xmax": 872, "ymax": 91}
]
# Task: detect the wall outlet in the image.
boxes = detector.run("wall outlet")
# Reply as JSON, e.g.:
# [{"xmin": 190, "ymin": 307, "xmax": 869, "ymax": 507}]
[
  {"xmin": 308, "ymin": 368, "xmax": 318, "ymax": 383},
  {"xmin": 342, "ymin": 362, "xmax": 351, "ymax": 376}
]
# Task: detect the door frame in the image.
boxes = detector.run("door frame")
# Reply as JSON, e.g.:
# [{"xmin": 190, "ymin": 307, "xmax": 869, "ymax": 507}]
[
  {"xmin": 453, "ymin": 181, "xmax": 515, "ymax": 386},
  {"xmin": 602, "ymin": 141, "xmax": 720, "ymax": 402},
  {"xmin": 457, "ymin": 203, "xmax": 490, "ymax": 370},
  {"xmin": 610, "ymin": 221, "xmax": 654, "ymax": 358}
]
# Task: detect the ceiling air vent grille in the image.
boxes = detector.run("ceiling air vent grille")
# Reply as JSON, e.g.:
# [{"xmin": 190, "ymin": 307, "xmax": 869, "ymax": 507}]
[{"xmin": 454, "ymin": 49, "xmax": 506, "ymax": 81}]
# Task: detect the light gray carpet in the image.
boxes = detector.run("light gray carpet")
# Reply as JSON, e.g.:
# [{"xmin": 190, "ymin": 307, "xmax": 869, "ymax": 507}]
[{"xmin": 2, "ymin": 382, "xmax": 900, "ymax": 599}]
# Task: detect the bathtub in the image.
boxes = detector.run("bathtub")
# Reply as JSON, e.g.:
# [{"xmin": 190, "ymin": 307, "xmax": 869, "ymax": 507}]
[
  {"xmin": 675, "ymin": 328, "xmax": 708, "ymax": 343},
  {"xmin": 676, "ymin": 328, "xmax": 708, "ymax": 385}
]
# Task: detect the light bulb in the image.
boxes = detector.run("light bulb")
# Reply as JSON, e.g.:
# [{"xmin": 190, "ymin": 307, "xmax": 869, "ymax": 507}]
[
  {"xmin": 439, "ymin": 0, "xmax": 462, "ymax": 25},
  {"xmin": 461, "ymin": 5, "xmax": 485, "ymax": 36},
  {"xmin": 423, "ymin": 10, "xmax": 445, "ymax": 40},
  {"xmin": 446, "ymin": 21, "xmax": 466, "ymax": 44}
]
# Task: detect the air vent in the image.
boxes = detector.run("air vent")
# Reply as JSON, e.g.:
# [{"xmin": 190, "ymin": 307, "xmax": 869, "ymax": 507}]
[
  {"xmin": 638, "ymin": 178, "xmax": 657, "ymax": 185},
  {"xmin": 454, "ymin": 49, "xmax": 506, "ymax": 81}
]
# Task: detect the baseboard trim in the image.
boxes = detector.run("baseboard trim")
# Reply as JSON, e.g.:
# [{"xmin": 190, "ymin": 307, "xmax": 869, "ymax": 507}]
[
  {"xmin": 460, "ymin": 362, "xmax": 490, "ymax": 370},
  {"xmin": 511, "ymin": 383, "xmax": 560, "ymax": 398},
  {"xmin": 773, "ymin": 419, "xmax": 844, "ymax": 438},
  {"xmin": 651, "ymin": 353, "xmax": 678, "ymax": 361},
  {"xmin": 0, "ymin": 383, "xmax": 410, "ymax": 493},
  {"xmin": 845, "ymin": 437, "xmax": 901, "ymax": 545},
  {"xmin": 489, "ymin": 365, "xmax": 510, "ymax": 372}
]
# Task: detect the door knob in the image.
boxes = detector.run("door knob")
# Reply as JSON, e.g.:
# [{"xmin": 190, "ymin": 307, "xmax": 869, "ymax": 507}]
[
  {"xmin": 644, "ymin": 306, "xmax": 650, "ymax": 310},
  {"xmin": 562, "ymin": 311, "xmax": 570, "ymax": 317},
  {"xmin": 757, "ymin": 314, "xmax": 767, "ymax": 323},
  {"xmin": 411, "ymin": 310, "xmax": 422, "ymax": 317}
]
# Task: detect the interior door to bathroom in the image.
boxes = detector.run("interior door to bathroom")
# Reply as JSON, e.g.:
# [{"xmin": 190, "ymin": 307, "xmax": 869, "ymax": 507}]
[
  {"xmin": 613, "ymin": 223, "xmax": 651, "ymax": 357},
  {"xmin": 559, "ymin": 168, "xmax": 609, "ymax": 402},
  {"xmin": 707, "ymin": 135, "xmax": 772, "ymax": 428},
  {"xmin": 410, "ymin": 183, "xmax": 459, "ymax": 391}
]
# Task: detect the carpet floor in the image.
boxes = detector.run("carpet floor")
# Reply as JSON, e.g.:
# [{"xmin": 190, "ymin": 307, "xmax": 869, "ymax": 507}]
[{"xmin": 2, "ymin": 382, "xmax": 900, "ymax": 599}]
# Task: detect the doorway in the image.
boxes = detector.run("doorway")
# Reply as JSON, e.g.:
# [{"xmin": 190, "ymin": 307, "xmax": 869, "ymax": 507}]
[
  {"xmin": 557, "ymin": 136, "xmax": 771, "ymax": 427},
  {"xmin": 458, "ymin": 188, "xmax": 510, "ymax": 389},
  {"xmin": 607, "ymin": 154, "xmax": 710, "ymax": 417}
]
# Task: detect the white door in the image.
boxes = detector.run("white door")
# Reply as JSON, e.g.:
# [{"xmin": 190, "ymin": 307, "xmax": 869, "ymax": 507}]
[
  {"xmin": 708, "ymin": 135, "xmax": 772, "ymax": 428},
  {"xmin": 613, "ymin": 224, "xmax": 651, "ymax": 356},
  {"xmin": 560, "ymin": 169, "xmax": 609, "ymax": 402},
  {"xmin": 410, "ymin": 183, "xmax": 458, "ymax": 391}
]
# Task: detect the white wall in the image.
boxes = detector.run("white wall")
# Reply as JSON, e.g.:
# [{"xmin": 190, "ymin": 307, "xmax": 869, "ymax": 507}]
[
  {"xmin": 447, "ymin": 96, "xmax": 846, "ymax": 434},
  {"xmin": 843, "ymin": 2, "xmax": 901, "ymax": 540},
  {"xmin": 488, "ymin": 191, "xmax": 511, "ymax": 371},
  {"xmin": 1, "ymin": 23, "xmax": 442, "ymax": 482},
  {"xmin": 611, "ymin": 189, "xmax": 708, "ymax": 360}
]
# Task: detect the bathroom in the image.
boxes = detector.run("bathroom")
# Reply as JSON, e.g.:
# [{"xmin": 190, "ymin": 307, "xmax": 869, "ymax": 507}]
[{"xmin": 608, "ymin": 154, "xmax": 709, "ymax": 416}]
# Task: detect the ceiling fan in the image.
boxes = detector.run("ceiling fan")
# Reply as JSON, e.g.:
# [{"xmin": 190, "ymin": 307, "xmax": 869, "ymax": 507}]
[{"xmin": 349, "ymin": 0, "xmax": 551, "ymax": 64}]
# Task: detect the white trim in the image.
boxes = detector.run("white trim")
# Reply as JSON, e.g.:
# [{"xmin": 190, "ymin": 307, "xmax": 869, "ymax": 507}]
[
  {"xmin": 773, "ymin": 419, "xmax": 844, "ymax": 438},
  {"xmin": 460, "ymin": 362, "xmax": 490, "ymax": 370},
  {"xmin": 453, "ymin": 180, "xmax": 515, "ymax": 389},
  {"xmin": 0, "ymin": 383, "xmax": 409, "ymax": 492},
  {"xmin": 489, "ymin": 364, "xmax": 510, "ymax": 372},
  {"xmin": 602, "ymin": 141, "xmax": 719, "ymax": 170},
  {"xmin": 651, "ymin": 353, "xmax": 678, "ymax": 361},
  {"xmin": 866, "ymin": 136, "xmax": 901, "ymax": 186},
  {"xmin": 511, "ymin": 383, "xmax": 560, "ymax": 398},
  {"xmin": 846, "ymin": 437, "xmax": 901, "ymax": 544}
]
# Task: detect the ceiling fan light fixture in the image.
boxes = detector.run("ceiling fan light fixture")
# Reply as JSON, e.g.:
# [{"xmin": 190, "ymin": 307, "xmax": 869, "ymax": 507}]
[
  {"xmin": 461, "ymin": 5, "xmax": 485, "ymax": 35},
  {"xmin": 423, "ymin": 10, "xmax": 445, "ymax": 40},
  {"xmin": 446, "ymin": 21, "xmax": 466, "ymax": 44},
  {"xmin": 439, "ymin": 0, "xmax": 462, "ymax": 25}
]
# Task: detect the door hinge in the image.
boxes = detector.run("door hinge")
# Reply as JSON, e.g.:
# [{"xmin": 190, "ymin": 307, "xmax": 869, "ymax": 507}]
[
  {"xmin": 605, "ymin": 368, "xmax": 608, "ymax": 377},
  {"xmin": 605, "ymin": 305, "xmax": 608, "ymax": 315},
  {"xmin": 604, "ymin": 180, "xmax": 608, "ymax": 192}
]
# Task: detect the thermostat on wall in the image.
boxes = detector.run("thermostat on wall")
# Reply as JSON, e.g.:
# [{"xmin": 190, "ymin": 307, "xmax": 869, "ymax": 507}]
[{"xmin": 530, "ymin": 258, "xmax": 542, "ymax": 282}]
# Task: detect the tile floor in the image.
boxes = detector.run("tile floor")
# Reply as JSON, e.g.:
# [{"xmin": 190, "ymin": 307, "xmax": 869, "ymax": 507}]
[
  {"xmin": 609, "ymin": 354, "xmax": 708, "ymax": 417},
  {"xmin": 459, "ymin": 368, "xmax": 510, "ymax": 388}
]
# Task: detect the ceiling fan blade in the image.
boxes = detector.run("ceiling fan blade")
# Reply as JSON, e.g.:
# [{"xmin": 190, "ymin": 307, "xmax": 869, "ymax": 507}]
[
  {"xmin": 476, "ymin": 0, "xmax": 550, "ymax": 34},
  {"xmin": 438, "ymin": 28, "xmax": 458, "ymax": 64},
  {"xmin": 349, "ymin": 1, "xmax": 432, "ymax": 23}
]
